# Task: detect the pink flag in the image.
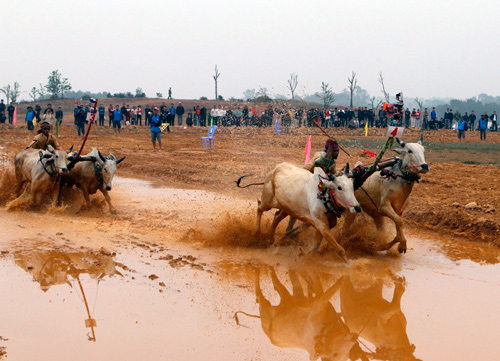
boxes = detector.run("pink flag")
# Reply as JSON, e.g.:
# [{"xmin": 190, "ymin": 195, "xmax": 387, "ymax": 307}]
[
  {"xmin": 13, "ymin": 106, "xmax": 17, "ymax": 125},
  {"xmin": 304, "ymin": 135, "xmax": 312, "ymax": 164}
]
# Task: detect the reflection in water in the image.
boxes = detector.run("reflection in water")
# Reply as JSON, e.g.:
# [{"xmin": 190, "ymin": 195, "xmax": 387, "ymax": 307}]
[
  {"xmin": 246, "ymin": 266, "xmax": 419, "ymax": 361},
  {"xmin": 14, "ymin": 246, "xmax": 123, "ymax": 342},
  {"xmin": 340, "ymin": 275, "xmax": 419, "ymax": 361},
  {"xmin": 254, "ymin": 267, "xmax": 358, "ymax": 361}
]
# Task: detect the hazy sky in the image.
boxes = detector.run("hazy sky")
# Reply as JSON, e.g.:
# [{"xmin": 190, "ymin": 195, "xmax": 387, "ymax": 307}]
[{"xmin": 2, "ymin": 0, "xmax": 500, "ymax": 101}]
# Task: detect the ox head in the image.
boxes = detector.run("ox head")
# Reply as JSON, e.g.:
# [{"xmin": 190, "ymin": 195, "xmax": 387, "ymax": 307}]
[
  {"xmin": 40, "ymin": 145, "xmax": 72, "ymax": 175},
  {"xmin": 97, "ymin": 151, "xmax": 125, "ymax": 191},
  {"xmin": 394, "ymin": 136, "xmax": 429, "ymax": 174},
  {"xmin": 319, "ymin": 164, "xmax": 362, "ymax": 214}
]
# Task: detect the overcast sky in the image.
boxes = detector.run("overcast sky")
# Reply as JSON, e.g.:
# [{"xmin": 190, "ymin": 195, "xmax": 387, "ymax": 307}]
[{"xmin": 2, "ymin": 0, "xmax": 499, "ymax": 101}]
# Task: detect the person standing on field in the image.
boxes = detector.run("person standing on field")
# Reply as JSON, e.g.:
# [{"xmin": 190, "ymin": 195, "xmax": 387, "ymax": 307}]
[
  {"xmin": 150, "ymin": 107, "xmax": 162, "ymax": 152},
  {"xmin": 113, "ymin": 104, "xmax": 123, "ymax": 133},
  {"xmin": 176, "ymin": 102, "xmax": 185, "ymax": 126}
]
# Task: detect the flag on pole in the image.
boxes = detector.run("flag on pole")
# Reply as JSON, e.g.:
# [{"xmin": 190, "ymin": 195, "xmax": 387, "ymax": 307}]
[
  {"xmin": 13, "ymin": 106, "xmax": 17, "ymax": 125},
  {"xmin": 362, "ymin": 148, "xmax": 377, "ymax": 158},
  {"xmin": 365, "ymin": 121, "xmax": 369, "ymax": 136},
  {"xmin": 304, "ymin": 135, "xmax": 312, "ymax": 164}
]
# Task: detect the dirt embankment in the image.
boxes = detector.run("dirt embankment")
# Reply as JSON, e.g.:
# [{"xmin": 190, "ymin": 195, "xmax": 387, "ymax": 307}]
[{"xmin": 0, "ymin": 122, "xmax": 498, "ymax": 246}]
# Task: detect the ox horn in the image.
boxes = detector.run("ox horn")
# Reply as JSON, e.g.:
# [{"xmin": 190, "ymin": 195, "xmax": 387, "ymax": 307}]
[
  {"xmin": 98, "ymin": 151, "xmax": 107, "ymax": 163},
  {"xmin": 344, "ymin": 163, "xmax": 350, "ymax": 176},
  {"xmin": 116, "ymin": 156, "xmax": 126, "ymax": 164},
  {"xmin": 418, "ymin": 134, "xmax": 423, "ymax": 145},
  {"xmin": 46, "ymin": 144, "xmax": 55, "ymax": 154},
  {"xmin": 66, "ymin": 145, "xmax": 74, "ymax": 153},
  {"xmin": 396, "ymin": 137, "xmax": 406, "ymax": 147}
]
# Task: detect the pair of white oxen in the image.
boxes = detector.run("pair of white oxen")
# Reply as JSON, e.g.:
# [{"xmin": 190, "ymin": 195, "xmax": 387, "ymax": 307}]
[
  {"xmin": 251, "ymin": 137, "xmax": 429, "ymax": 262},
  {"xmin": 10, "ymin": 147, "xmax": 124, "ymax": 212}
]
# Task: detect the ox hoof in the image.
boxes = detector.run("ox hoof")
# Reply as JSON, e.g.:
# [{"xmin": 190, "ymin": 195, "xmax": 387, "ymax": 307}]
[{"xmin": 398, "ymin": 243, "xmax": 407, "ymax": 253}]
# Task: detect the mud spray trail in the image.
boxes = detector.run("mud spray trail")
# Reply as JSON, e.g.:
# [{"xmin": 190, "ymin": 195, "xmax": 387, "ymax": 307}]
[{"xmin": 1, "ymin": 177, "xmax": 499, "ymax": 361}]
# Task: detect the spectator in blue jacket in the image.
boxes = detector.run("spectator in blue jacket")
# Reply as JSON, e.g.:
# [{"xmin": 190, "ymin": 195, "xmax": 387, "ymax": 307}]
[
  {"xmin": 457, "ymin": 117, "xmax": 466, "ymax": 141},
  {"xmin": 98, "ymin": 105, "xmax": 105, "ymax": 126},
  {"xmin": 112, "ymin": 104, "xmax": 123, "ymax": 133},
  {"xmin": 150, "ymin": 107, "xmax": 162, "ymax": 152},
  {"xmin": 477, "ymin": 115, "xmax": 488, "ymax": 140},
  {"xmin": 25, "ymin": 106, "xmax": 35, "ymax": 131}
]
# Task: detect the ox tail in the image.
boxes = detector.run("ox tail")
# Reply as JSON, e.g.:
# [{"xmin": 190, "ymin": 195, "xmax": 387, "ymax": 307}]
[
  {"xmin": 235, "ymin": 175, "xmax": 264, "ymax": 188},
  {"xmin": 233, "ymin": 311, "xmax": 260, "ymax": 328}
]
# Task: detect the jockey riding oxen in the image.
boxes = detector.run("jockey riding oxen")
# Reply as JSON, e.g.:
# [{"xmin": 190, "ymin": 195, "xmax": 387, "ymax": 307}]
[
  {"xmin": 343, "ymin": 136, "xmax": 429, "ymax": 253},
  {"xmin": 63, "ymin": 148, "xmax": 125, "ymax": 213}
]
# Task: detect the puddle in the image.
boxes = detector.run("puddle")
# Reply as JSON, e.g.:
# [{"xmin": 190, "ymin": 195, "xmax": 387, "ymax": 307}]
[{"xmin": 1, "ymin": 177, "xmax": 500, "ymax": 360}]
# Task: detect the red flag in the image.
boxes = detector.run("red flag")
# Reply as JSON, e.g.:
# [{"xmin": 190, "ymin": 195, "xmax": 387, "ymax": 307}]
[
  {"xmin": 304, "ymin": 136, "xmax": 312, "ymax": 164},
  {"xmin": 362, "ymin": 148, "xmax": 377, "ymax": 158},
  {"xmin": 13, "ymin": 106, "xmax": 17, "ymax": 125}
]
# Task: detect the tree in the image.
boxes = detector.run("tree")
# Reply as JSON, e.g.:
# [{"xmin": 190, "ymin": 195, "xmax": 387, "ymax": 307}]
[
  {"xmin": 243, "ymin": 89, "xmax": 256, "ymax": 100},
  {"xmin": 156, "ymin": 92, "xmax": 163, "ymax": 98},
  {"xmin": 0, "ymin": 84, "xmax": 12, "ymax": 104},
  {"xmin": 347, "ymin": 71, "xmax": 357, "ymax": 107},
  {"xmin": 378, "ymin": 72, "xmax": 390, "ymax": 103},
  {"xmin": 217, "ymin": 94, "xmax": 224, "ymax": 101},
  {"xmin": 287, "ymin": 73, "xmax": 299, "ymax": 101},
  {"xmin": 213, "ymin": 65, "xmax": 221, "ymax": 100},
  {"xmin": 60, "ymin": 78, "xmax": 72, "ymax": 98},
  {"xmin": 369, "ymin": 96, "xmax": 383, "ymax": 109},
  {"xmin": 45, "ymin": 70, "xmax": 62, "ymax": 98},
  {"xmin": 29, "ymin": 87, "xmax": 38, "ymax": 101},
  {"xmin": 135, "ymin": 87, "xmax": 146, "ymax": 98},
  {"xmin": 38, "ymin": 83, "xmax": 47, "ymax": 100},
  {"xmin": 414, "ymin": 97, "xmax": 424, "ymax": 118},
  {"xmin": 315, "ymin": 82, "xmax": 335, "ymax": 108}
]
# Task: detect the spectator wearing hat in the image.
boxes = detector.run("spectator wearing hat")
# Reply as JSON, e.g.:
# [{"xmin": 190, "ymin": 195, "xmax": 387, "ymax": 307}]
[
  {"xmin": 27, "ymin": 121, "xmax": 62, "ymax": 150},
  {"xmin": 26, "ymin": 106, "xmax": 36, "ymax": 131},
  {"xmin": 176, "ymin": 102, "xmax": 185, "ymax": 126},
  {"xmin": 150, "ymin": 107, "xmax": 162, "ymax": 152}
]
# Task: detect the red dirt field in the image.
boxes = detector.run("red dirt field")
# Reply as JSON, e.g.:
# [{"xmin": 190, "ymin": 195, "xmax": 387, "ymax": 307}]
[{"xmin": 1, "ymin": 98, "xmax": 499, "ymax": 247}]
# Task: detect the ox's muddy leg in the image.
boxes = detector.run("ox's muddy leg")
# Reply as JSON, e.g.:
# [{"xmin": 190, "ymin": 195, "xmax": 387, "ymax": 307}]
[
  {"xmin": 51, "ymin": 182, "xmax": 61, "ymax": 208},
  {"xmin": 379, "ymin": 202, "xmax": 407, "ymax": 253},
  {"xmin": 289, "ymin": 270, "xmax": 305, "ymax": 299},
  {"xmin": 255, "ymin": 200, "xmax": 264, "ymax": 238},
  {"xmin": 270, "ymin": 210, "xmax": 288, "ymax": 246},
  {"xmin": 314, "ymin": 222, "xmax": 348, "ymax": 262},
  {"xmin": 270, "ymin": 267, "xmax": 291, "ymax": 301},
  {"xmin": 101, "ymin": 189, "xmax": 116, "ymax": 214}
]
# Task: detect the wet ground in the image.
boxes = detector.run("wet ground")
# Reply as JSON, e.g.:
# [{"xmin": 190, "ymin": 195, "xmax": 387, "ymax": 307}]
[{"xmin": 1, "ymin": 178, "xmax": 500, "ymax": 361}]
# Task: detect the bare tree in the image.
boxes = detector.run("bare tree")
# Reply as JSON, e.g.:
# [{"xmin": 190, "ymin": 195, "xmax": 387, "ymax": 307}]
[
  {"xmin": 414, "ymin": 97, "xmax": 424, "ymax": 118},
  {"xmin": 0, "ymin": 84, "xmax": 12, "ymax": 104},
  {"xmin": 29, "ymin": 87, "xmax": 38, "ymax": 101},
  {"xmin": 369, "ymin": 96, "xmax": 383, "ymax": 109},
  {"xmin": 287, "ymin": 73, "xmax": 299, "ymax": 101},
  {"xmin": 347, "ymin": 71, "xmax": 357, "ymax": 107},
  {"xmin": 11, "ymin": 82, "xmax": 21, "ymax": 103},
  {"xmin": 38, "ymin": 83, "xmax": 46, "ymax": 100},
  {"xmin": 213, "ymin": 65, "xmax": 221, "ymax": 100},
  {"xmin": 315, "ymin": 82, "xmax": 335, "ymax": 109},
  {"xmin": 60, "ymin": 78, "xmax": 72, "ymax": 98},
  {"xmin": 378, "ymin": 72, "xmax": 390, "ymax": 103}
]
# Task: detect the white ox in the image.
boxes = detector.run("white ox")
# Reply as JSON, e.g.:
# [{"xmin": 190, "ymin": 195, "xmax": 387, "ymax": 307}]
[
  {"xmin": 9, "ymin": 145, "xmax": 75, "ymax": 209},
  {"xmin": 342, "ymin": 137, "xmax": 429, "ymax": 253},
  {"xmin": 64, "ymin": 148, "xmax": 125, "ymax": 213},
  {"xmin": 256, "ymin": 162, "xmax": 361, "ymax": 262},
  {"xmin": 254, "ymin": 268, "xmax": 358, "ymax": 361}
]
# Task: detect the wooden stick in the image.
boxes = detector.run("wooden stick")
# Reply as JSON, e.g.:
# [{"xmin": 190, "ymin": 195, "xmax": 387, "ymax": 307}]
[{"xmin": 312, "ymin": 116, "xmax": 352, "ymax": 157}]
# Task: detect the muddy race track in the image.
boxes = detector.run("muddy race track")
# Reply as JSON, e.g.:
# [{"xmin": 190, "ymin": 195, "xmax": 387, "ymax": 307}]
[{"xmin": 0, "ymin": 120, "xmax": 500, "ymax": 361}]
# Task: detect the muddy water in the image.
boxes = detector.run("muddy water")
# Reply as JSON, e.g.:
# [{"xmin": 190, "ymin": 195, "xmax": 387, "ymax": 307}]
[{"xmin": 1, "ymin": 178, "xmax": 500, "ymax": 361}]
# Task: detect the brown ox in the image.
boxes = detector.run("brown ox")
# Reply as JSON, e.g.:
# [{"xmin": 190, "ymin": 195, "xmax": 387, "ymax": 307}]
[
  {"xmin": 342, "ymin": 137, "xmax": 429, "ymax": 253},
  {"xmin": 254, "ymin": 268, "xmax": 358, "ymax": 361},
  {"xmin": 8, "ymin": 145, "xmax": 76, "ymax": 209}
]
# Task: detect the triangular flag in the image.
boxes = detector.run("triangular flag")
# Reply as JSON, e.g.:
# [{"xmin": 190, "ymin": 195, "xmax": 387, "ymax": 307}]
[
  {"xmin": 13, "ymin": 106, "xmax": 17, "ymax": 125},
  {"xmin": 304, "ymin": 135, "xmax": 312, "ymax": 164},
  {"xmin": 365, "ymin": 121, "xmax": 369, "ymax": 136},
  {"xmin": 362, "ymin": 148, "xmax": 377, "ymax": 158}
]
